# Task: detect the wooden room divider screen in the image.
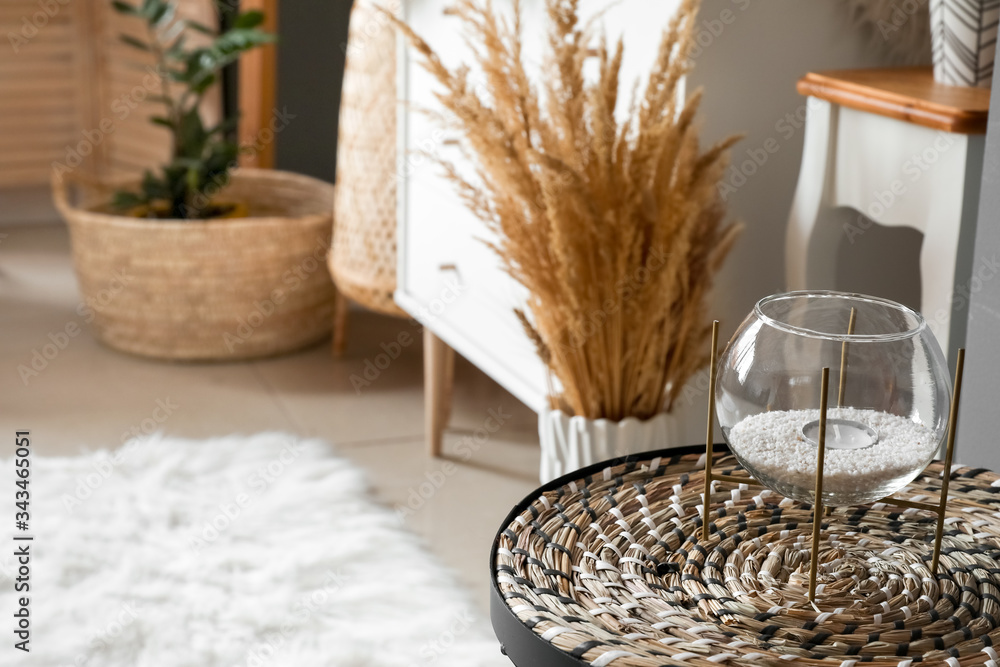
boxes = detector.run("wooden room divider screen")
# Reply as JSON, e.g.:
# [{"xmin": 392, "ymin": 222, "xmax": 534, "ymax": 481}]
[{"xmin": 0, "ymin": 0, "xmax": 221, "ymax": 194}]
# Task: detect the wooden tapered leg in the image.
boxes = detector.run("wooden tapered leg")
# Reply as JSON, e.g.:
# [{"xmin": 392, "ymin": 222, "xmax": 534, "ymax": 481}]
[
  {"xmin": 424, "ymin": 329, "xmax": 455, "ymax": 457},
  {"xmin": 441, "ymin": 341, "xmax": 455, "ymax": 425},
  {"xmin": 332, "ymin": 289, "xmax": 350, "ymax": 358}
]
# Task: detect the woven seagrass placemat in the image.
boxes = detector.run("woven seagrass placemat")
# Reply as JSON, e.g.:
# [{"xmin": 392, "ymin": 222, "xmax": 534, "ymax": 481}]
[{"xmin": 491, "ymin": 445, "xmax": 1000, "ymax": 667}]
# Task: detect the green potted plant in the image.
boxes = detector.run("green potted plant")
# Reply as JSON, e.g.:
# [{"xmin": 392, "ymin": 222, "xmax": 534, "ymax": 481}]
[{"xmin": 53, "ymin": 0, "xmax": 337, "ymax": 361}]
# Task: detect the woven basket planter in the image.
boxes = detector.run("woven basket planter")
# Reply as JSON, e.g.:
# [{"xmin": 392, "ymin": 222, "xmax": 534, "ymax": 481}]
[{"xmin": 54, "ymin": 168, "xmax": 336, "ymax": 361}]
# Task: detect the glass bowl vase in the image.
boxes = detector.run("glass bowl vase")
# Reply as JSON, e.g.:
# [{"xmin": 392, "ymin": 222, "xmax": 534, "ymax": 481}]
[{"xmin": 715, "ymin": 291, "xmax": 951, "ymax": 506}]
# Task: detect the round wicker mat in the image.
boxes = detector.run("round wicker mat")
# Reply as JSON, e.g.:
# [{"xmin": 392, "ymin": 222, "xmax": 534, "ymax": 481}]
[{"xmin": 493, "ymin": 447, "xmax": 1000, "ymax": 667}]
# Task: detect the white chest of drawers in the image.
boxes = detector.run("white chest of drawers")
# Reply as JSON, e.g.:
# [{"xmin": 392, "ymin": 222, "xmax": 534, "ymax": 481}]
[{"xmin": 392, "ymin": 1, "xmax": 548, "ymax": 418}]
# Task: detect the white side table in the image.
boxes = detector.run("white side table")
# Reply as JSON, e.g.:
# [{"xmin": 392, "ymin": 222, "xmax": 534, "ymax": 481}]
[{"xmin": 786, "ymin": 68, "xmax": 989, "ymax": 359}]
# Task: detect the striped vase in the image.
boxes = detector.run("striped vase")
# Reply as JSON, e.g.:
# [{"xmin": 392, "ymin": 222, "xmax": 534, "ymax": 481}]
[{"xmin": 931, "ymin": 0, "xmax": 1000, "ymax": 88}]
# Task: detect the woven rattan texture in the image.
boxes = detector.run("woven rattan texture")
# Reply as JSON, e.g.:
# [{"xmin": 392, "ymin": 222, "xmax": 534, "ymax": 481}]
[
  {"xmin": 55, "ymin": 168, "xmax": 336, "ymax": 361},
  {"xmin": 496, "ymin": 450, "xmax": 1000, "ymax": 667},
  {"xmin": 329, "ymin": 0, "xmax": 404, "ymax": 318}
]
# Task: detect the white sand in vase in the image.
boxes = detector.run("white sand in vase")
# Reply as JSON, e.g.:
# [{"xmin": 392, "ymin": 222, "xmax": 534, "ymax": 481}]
[{"xmin": 727, "ymin": 407, "xmax": 938, "ymax": 499}]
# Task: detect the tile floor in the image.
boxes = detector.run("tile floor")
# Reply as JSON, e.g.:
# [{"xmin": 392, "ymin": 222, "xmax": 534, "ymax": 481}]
[{"xmin": 0, "ymin": 223, "xmax": 541, "ymax": 612}]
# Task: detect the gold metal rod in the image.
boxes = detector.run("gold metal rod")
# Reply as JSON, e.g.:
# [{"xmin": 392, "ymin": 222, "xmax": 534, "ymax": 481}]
[
  {"xmin": 931, "ymin": 348, "xmax": 965, "ymax": 574},
  {"xmin": 702, "ymin": 320, "xmax": 720, "ymax": 541},
  {"xmin": 809, "ymin": 367, "xmax": 830, "ymax": 603},
  {"xmin": 876, "ymin": 497, "xmax": 939, "ymax": 512},
  {"xmin": 838, "ymin": 307, "xmax": 857, "ymax": 407},
  {"xmin": 710, "ymin": 474, "xmax": 765, "ymax": 487},
  {"xmin": 828, "ymin": 309, "xmax": 856, "ymax": 518}
]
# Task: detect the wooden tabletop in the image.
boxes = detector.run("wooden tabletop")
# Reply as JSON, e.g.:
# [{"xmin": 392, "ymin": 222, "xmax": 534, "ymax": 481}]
[{"xmin": 798, "ymin": 67, "xmax": 991, "ymax": 134}]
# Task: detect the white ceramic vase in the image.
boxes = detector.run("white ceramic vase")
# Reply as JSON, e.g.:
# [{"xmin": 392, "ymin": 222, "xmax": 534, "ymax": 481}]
[
  {"xmin": 537, "ymin": 409, "xmax": 679, "ymax": 483},
  {"xmin": 931, "ymin": 0, "xmax": 999, "ymax": 88}
]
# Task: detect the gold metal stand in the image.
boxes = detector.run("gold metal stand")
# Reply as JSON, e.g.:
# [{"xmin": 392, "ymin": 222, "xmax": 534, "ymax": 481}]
[
  {"xmin": 877, "ymin": 348, "xmax": 965, "ymax": 576},
  {"xmin": 837, "ymin": 307, "xmax": 857, "ymax": 407},
  {"xmin": 809, "ymin": 368, "xmax": 830, "ymax": 602},
  {"xmin": 700, "ymin": 318, "xmax": 967, "ymax": 603}
]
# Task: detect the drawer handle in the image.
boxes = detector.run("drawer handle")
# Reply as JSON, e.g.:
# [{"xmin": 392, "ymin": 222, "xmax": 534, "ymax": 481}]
[{"xmin": 439, "ymin": 262, "xmax": 462, "ymax": 287}]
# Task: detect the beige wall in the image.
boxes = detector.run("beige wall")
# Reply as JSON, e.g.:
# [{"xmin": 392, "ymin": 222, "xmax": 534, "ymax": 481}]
[
  {"xmin": 690, "ymin": 0, "xmax": 928, "ymax": 343},
  {"xmin": 656, "ymin": 0, "xmax": 931, "ymax": 444}
]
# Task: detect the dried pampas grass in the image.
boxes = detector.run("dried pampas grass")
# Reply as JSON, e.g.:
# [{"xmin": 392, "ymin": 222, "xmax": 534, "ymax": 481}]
[{"xmin": 389, "ymin": 0, "xmax": 741, "ymax": 421}]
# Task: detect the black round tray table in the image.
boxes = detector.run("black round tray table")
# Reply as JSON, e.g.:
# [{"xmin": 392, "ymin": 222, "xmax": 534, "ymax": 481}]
[{"xmin": 490, "ymin": 445, "xmax": 1000, "ymax": 667}]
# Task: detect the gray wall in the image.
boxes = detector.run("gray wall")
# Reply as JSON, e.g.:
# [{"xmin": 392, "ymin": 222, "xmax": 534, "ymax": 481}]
[
  {"xmin": 668, "ymin": 0, "xmax": 928, "ymax": 445},
  {"xmin": 956, "ymin": 66, "xmax": 1000, "ymax": 469},
  {"xmin": 274, "ymin": 0, "xmax": 353, "ymax": 183},
  {"xmin": 688, "ymin": 0, "xmax": 928, "ymax": 348}
]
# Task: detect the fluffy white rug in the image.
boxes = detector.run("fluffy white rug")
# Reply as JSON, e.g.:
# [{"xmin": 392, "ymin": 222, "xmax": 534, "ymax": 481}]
[{"xmin": 1, "ymin": 434, "xmax": 506, "ymax": 666}]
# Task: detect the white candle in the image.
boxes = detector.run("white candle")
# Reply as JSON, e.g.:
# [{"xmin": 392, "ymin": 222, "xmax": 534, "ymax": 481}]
[{"xmin": 802, "ymin": 418, "xmax": 879, "ymax": 450}]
